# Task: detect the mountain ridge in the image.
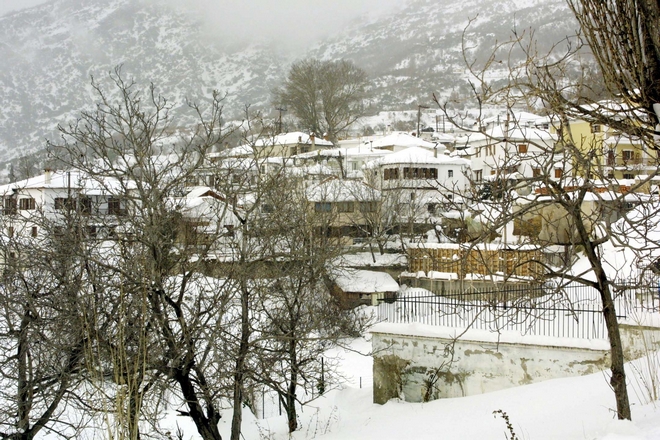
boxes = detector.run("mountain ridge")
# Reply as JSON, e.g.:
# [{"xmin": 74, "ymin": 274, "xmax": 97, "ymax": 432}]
[{"xmin": 0, "ymin": 0, "xmax": 573, "ymax": 175}]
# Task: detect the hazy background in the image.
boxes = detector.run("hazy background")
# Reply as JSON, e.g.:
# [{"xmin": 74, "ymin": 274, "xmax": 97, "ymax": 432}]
[
  {"xmin": 0, "ymin": 0, "xmax": 49, "ymax": 16},
  {"xmin": 1, "ymin": 0, "xmax": 407, "ymax": 50}
]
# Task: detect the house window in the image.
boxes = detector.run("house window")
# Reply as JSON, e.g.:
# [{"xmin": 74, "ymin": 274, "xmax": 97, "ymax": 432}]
[
  {"xmin": 3, "ymin": 198, "xmax": 16, "ymax": 215},
  {"xmin": 591, "ymin": 124, "xmax": 602, "ymax": 133},
  {"xmin": 336, "ymin": 201, "xmax": 354, "ymax": 213},
  {"xmin": 475, "ymin": 170, "xmax": 483, "ymax": 182},
  {"xmin": 448, "ymin": 169, "xmax": 454, "ymax": 178},
  {"xmin": 430, "ymin": 168, "xmax": 438, "ymax": 179},
  {"xmin": 7, "ymin": 227, "xmax": 14, "ymax": 237},
  {"xmin": 31, "ymin": 226, "xmax": 38, "ymax": 237},
  {"xmin": 107, "ymin": 198, "xmax": 124, "ymax": 216},
  {"xmin": 78, "ymin": 197, "xmax": 92, "ymax": 214},
  {"xmin": 532, "ymin": 168, "xmax": 541, "ymax": 177},
  {"xmin": 55, "ymin": 197, "xmax": 76, "ymax": 211},
  {"xmin": 314, "ymin": 202, "xmax": 332, "ymax": 213},
  {"xmin": 623, "ymin": 173, "xmax": 635, "ymax": 179},
  {"xmin": 384, "ymin": 168, "xmax": 399, "ymax": 180},
  {"xmin": 19, "ymin": 198, "xmax": 35, "ymax": 210},
  {"xmin": 359, "ymin": 202, "xmax": 378, "ymax": 213},
  {"xmin": 554, "ymin": 168, "xmax": 563, "ymax": 178},
  {"xmin": 518, "ymin": 144, "xmax": 528, "ymax": 154},
  {"xmin": 622, "ymin": 150, "xmax": 633, "ymax": 162}
]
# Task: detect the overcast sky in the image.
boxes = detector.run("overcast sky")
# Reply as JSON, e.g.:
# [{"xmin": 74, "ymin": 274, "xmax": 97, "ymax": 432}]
[{"xmin": 1, "ymin": 0, "xmax": 406, "ymax": 49}]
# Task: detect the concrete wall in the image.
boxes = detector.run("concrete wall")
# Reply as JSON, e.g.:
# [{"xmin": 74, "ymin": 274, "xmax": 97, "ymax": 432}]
[
  {"xmin": 372, "ymin": 328, "xmax": 610, "ymax": 404},
  {"xmin": 372, "ymin": 324, "xmax": 660, "ymax": 404}
]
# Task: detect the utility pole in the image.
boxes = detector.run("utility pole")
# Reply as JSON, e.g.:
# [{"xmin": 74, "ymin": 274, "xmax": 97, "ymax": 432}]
[
  {"xmin": 276, "ymin": 107, "xmax": 287, "ymax": 134},
  {"xmin": 417, "ymin": 104, "xmax": 429, "ymax": 137}
]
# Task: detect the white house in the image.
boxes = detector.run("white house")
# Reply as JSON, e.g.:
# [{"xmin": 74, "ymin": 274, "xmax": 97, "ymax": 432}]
[
  {"xmin": 0, "ymin": 169, "xmax": 130, "ymax": 239},
  {"xmin": 366, "ymin": 146, "xmax": 471, "ymax": 217}
]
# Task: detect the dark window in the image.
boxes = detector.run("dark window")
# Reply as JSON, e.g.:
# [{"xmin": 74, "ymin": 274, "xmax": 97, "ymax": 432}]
[
  {"xmin": 430, "ymin": 168, "xmax": 438, "ymax": 179},
  {"xmin": 3, "ymin": 198, "xmax": 16, "ymax": 215},
  {"xmin": 359, "ymin": 201, "xmax": 378, "ymax": 213},
  {"xmin": 554, "ymin": 168, "xmax": 563, "ymax": 178},
  {"xmin": 448, "ymin": 169, "xmax": 454, "ymax": 178},
  {"xmin": 532, "ymin": 168, "xmax": 541, "ymax": 177},
  {"xmin": 31, "ymin": 226, "xmax": 38, "ymax": 237},
  {"xmin": 336, "ymin": 201, "xmax": 354, "ymax": 213},
  {"xmin": 19, "ymin": 198, "xmax": 35, "ymax": 210},
  {"xmin": 314, "ymin": 202, "xmax": 332, "ymax": 212},
  {"xmin": 518, "ymin": 144, "xmax": 528, "ymax": 154},
  {"xmin": 623, "ymin": 173, "xmax": 635, "ymax": 179},
  {"xmin": 55, "ymin": 197, "xmax": 76, "ymax": 211},
  {"xmin": 591, "ymin": 124, "xmax": 602, "ymax": 133},
  {"xmin": 78, "ymin": 197, "xmax": 92, "ymax": 214},
  {"xmin": 87, "ymin": 226, "xmax": 98, "ymax": 238},
  {"xmin": 107, "ymin": 198, "xmax": 124, "ymax": 216}
]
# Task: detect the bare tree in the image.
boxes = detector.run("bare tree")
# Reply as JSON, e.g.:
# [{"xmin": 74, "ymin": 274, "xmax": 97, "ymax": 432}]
[
  {"xmin": 430, "ymin": 7, "xmax": 660, "ymax": 419},
  {"xmin": 48, "ymin": 67, "xmax": 236, "ymax": 439},
  {"xmin": 273, "ymin": 59, "xmax": 369, "ymax": 144}
]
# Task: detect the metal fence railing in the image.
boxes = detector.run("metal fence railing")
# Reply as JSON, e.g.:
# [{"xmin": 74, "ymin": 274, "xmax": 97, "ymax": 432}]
[{"xmin": 377, "ymin": 278, "xmax": 660, "ymax": 340}]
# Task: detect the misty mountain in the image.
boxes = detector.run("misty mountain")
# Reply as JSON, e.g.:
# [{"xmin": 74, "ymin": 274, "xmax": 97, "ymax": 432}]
[{"xmin": 0, "ymin": 0, "xmax": 574, "ymax": 173}]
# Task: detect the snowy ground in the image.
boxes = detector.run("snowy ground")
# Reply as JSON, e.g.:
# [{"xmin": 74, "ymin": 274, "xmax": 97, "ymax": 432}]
[{"xmin": 154, "ymin": 330, "xmax": 660, "ymax": 440}]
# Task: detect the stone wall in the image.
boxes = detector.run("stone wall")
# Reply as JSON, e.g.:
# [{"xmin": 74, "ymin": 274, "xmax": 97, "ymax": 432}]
[{"xmin": 372, "ymin": 323, "xmax": 660, "ymax": 404}]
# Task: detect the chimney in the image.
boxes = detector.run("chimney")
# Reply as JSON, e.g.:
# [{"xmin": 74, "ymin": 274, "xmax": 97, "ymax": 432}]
[
  {"xmin": 44, "ymin": 168, "xmax": 52, "ymax": 185},
  {"xmin": 323, "ymin": 132, "xmax": 330, "ymax": 141},
  {"xmin": 310, "ymin": 132, "xmax": 316, "ymax": 148}
]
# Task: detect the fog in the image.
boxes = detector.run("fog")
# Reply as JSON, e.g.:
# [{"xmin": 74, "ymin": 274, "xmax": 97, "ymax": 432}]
[
  {"xmin": 1, "ymin": 0, "xmax": 407, "ymax": 55},
  {"xmin": 147, "ymin": 0, "xmax": 407, "ymax": 50},
  {"xmin": 0, "ymin": 0, "xmax": 50, "ymax": 17}
]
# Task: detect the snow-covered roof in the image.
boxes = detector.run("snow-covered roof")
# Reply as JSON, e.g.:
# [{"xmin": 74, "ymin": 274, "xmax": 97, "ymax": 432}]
[
  {"xmin": 0, "ymin": 169, "xmax": 129, "ymax": 195},
  {"xmin": 479, "ymin": 111, "xmax": 546, "ymax": 127},
  {"xmin": 371, "ymin": 132, "xmax": 440, "ymax": 150},
  {"xmin": 372, "ymin": 147, "xmax": 470, "ymax": 167},
  {"xmin": 306, "ymin": 178, "xmax": 380, "ymax": 202},
  {"xmin": 333, "ymin": 269, "xmax": 399, "ymax": 293},
  {"xmin": 468, "ymin": 125, "xmax": 557, "ymax": 143}
]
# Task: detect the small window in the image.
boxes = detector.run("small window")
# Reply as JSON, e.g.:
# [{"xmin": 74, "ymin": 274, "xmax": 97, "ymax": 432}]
[
  {"xmin": 430, "ymin": 168, "xmax": 438, "ymax": 179},
  {"xmin": 359, "ymin": 202, "xmax": 378, "ymax": 213},
  {"xmin": 31, "ymin": 226, "xmax": 38, "ymax": 237},
  {"xmin": 314, "ymin": 202, "xmax": 332, "ymax": 212},
  {"xmin": 554, "ymin": 168, "xmax": 563, "ymax": 178},
  {"xmin": 78, "ymin": 197, "xmax": 92, "ymax": 214},
  {"xmin": 532, "ymin": 168, "xmax": 541, "ymax": 177},
  {"xmin": 622, "ymin": 150, "xmax": 633, "ymax": 162},
  {"xmin": 448, "ymin": 169, "xmax": 454, "ymax": 178},
  {"xmin": 623, "ymin": 173, "xmax": 635, "ymax": 179},
  {"xmin": 19, "ymin": 198, "xmax": 35, "ymax": 210},
  {"xmin": 518, "ymin": 144, "xmax": 528, "ymax": 154},
  {"xmin": 591, "ymin": 124, "xmax": 602, "ymax": 133},
  {"xmin": 336, "ymin": 201, "xmax": 354, "ymax": 213},
  {"xmin": 7, "ymin": 227, "xmax": 14, "ymax": 237},
  {"xmin": 55, "ymin": 198, "xmax": 76, "ymax": 211},
  {"xmin": 107, "ymin": 198, "xmax": 124, "ymax": 216},
  {"xmin": 3, "ymin": 198, "xmax": 16, "ymax": 215},
  {"xmin": 87, "ymin": 226, "xmax": 98, "ymax": 238}
]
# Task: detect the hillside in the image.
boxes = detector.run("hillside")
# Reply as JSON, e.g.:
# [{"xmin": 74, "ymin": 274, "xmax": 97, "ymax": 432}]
[{"xmin": 0, "ymin": 0, "xmax": 574, "ymax": 174}]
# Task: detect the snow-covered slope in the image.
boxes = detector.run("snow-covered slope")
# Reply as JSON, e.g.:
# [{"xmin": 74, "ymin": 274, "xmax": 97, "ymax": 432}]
[{"xmin": 0, "ymin": 0, "xmax": 573, "ymax": 172}]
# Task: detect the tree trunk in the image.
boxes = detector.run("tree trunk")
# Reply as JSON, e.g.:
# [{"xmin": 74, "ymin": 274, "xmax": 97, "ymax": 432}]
[
  {"xmin": 595, "ymin": 267, "xmax": 632, "ymax": 420},
  {"xmin": 577, "ymin": 224, "xmax": 631, "ymax": 419},
  {"xmin": 231, "ymin": 284, "xmax": 251, "ymax": 440},
  {"xmin": 285, "ymin": 338, "xmax": 298, "ymax": 433}
]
